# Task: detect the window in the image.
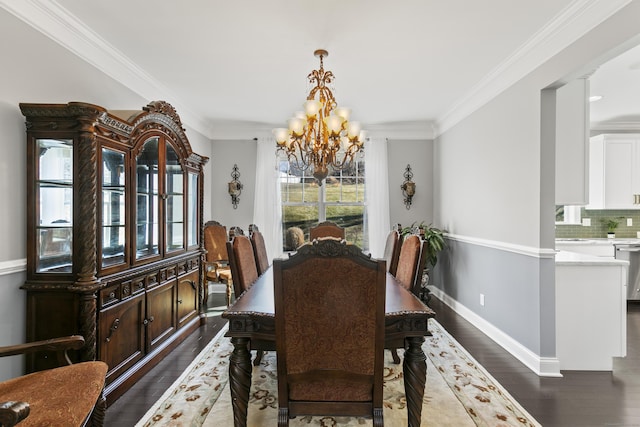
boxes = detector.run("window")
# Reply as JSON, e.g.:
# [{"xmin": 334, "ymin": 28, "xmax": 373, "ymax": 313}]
[{"xmin": 280, "ymin": 158, "xmax": 366, "ymax": 250}]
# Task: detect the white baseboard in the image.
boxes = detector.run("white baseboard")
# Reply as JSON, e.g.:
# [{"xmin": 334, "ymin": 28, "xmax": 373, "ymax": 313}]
[{"xmin": 429, "ymin": 287, "xmax": 562, "ymax": 378}]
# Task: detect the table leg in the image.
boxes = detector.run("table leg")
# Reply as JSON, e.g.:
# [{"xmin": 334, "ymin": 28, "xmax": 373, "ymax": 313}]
[
  {"xmin": 229, "ymin": 337, "xmax": 252, "ymax": 427},
  {"xmin": 403, "ymin": 336, "xmax": 427, "ymax": 427}
]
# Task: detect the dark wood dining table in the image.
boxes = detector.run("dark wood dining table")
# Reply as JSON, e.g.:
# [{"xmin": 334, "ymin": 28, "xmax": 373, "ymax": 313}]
[{"xmin": 221, "ymin": 266, "xmax": 436, "ymax": 427}]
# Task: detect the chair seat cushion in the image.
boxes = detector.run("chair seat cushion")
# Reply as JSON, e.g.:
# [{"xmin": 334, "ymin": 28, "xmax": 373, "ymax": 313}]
[{"xmin": 0, "ymin": 361, "xmax": 107, "ymax": 427}]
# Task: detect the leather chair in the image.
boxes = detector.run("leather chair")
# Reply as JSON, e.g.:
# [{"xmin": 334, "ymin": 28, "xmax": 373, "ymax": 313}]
[
  {"xmin": 227, "ymin": 234, "xmax": 264, "ymax": 365},
  {"xmin": 249, "ymin": 224, "xmax": 270, "ymax": 275},
  {"xmin": 227, "ymin": 235, "xmax": 259, "ymax": 298},
  {"xmin": 382, "ymin": 228, "xmax": 402, "ymax": 276},
  {"xmin": 203, "ymin": 221, "xmax": 233, "ymax": 306},
  {"xmin": 309, "ymin": 221, "xmax": 345, "ymax": 240},
  {"xmin": 390, "ymin": 234, "xmax": 428, "ymax": 364},
  {"xmin": 0, "ymin": 335, "xmax": 108, "ymax": 427},
  {"xmin": 273, "ymin": 238, "xmax": 386, "ymax": 426}
]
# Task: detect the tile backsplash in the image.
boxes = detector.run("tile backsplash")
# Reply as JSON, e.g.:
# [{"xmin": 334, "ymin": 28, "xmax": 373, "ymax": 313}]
[{"xmin": 556, "ymin": 208, "xmax": 640, "ymax": 238}]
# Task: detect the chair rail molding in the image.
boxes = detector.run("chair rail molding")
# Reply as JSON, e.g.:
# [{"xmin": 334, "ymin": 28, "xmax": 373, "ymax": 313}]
[
  {"xmin": 445, "ymin": 233, "xmax": 557, "ymax": 259},
  {"xmin": 0, "ymin": 259, "xmax": 27, "ymax": 277}
]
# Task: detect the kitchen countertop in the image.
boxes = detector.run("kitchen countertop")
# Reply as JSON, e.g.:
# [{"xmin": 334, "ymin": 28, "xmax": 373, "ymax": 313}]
[
  {"xmin": 555, "ymin": 250, "xmax": 629, "ymax": 266},
  {"xmin": 556, "ymin": 238, "xmax": 640, "ymax": 245}
]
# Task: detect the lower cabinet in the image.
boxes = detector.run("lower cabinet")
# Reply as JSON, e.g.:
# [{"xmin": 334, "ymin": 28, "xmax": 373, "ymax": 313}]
[
  {"xmin": 96, "ymin": 256, "xmax": 202, "ymax": 401},
  {"xmin": 99, "ymin": 292, "xmax": 146, "ymax": 384}
]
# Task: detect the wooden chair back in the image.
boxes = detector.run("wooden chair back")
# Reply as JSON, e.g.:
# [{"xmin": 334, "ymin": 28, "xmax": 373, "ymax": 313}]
[
  {"xmin": 309, "ymin": 221, "xmax": 345, "ymax": 241},
  {"xmin": 273, "ymin": 238, "xmax": 386, "ymax": 425},
  {"xmin": 227, "ymin": 235, "xmax": 259, "ymax": 297},
  {"xmin": 203, "ymin": 221, "xmax": 228, "ymax": 263},
  {"xmin": 382, "ymin": 229, "xmax": 402, "ymax": 275},
  {"xmin": 394, "ymin": 234, "xmax": 427, "ymax": 296},
  {"xmin": 249, "ymin": 224, "xmax": 270, "ymax": 275}
]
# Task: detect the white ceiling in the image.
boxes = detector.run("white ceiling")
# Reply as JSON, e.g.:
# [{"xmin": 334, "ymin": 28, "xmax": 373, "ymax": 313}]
[{"xmin": 2, "ymin": 0, "xmax": 638, "ymax": 138}]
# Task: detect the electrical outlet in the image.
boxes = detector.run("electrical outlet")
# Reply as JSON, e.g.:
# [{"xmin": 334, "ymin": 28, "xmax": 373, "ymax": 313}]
[
  {"xmin": 628, "ymin": 218, "xmax": 633, "ymax": 227},
  {"xmin": 480, "ymin": 293, "xmax": 485, "ymax": 306},
  {"xmin": 582, "ymin": 218, "xmax": 591, "ymax": 226}
]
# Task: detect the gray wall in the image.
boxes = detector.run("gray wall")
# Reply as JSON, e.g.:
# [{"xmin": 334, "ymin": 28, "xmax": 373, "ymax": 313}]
[
  {"xmin": 208, "ymin": 138, "xmax": 435, "ymax": 238},
  {"xmin": 209, "ymin": 140, "xmax": 258, "ymax": 230},
  {"xmin": 387, "ymin": 140, "xmax": 434, "ymax": 229},
  {"xmin": 432, "ymin": 1, "xmax": 640, "ymax": 371},
  {"xmin": 0, "ymin": 8, "xmax": 213, "ymax": 380}
]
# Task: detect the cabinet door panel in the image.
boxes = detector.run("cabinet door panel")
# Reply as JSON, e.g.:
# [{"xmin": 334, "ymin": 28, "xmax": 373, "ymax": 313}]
[
  {"xmin": 146, "ymin": 280, "xmax": 177, "ymax": 351},
  {"xmin": 99, "ymin": 293, "xmax": 145, "ymax": 384},
  {"xmin": 604, "ymin": 140, "xmax": 635, "ymax": 208},
  {"xmin": 177, "ymin": 269, "xmax": 199, "ymax": 328}
]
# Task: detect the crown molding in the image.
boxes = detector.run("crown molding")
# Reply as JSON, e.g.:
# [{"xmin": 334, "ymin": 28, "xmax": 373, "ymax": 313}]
[
  {"xmin": 0, "ymin": 0, "xmax": 211, "ymax": 138},
  {"xmin": 435, "ymin": 0, "xmax": 632, "ymax": 138},
  {"xmin": 2, "ymin": 0, "xmax": 631, "ymax": 142}
]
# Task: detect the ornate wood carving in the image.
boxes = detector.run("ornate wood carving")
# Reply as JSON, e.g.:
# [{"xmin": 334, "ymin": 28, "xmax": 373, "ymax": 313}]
[{"xmin": 20, "ymin": 101, "xmax": 208, "ymax": 401}]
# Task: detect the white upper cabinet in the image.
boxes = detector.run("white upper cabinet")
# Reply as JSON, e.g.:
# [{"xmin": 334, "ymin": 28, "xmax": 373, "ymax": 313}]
[
  {"xmin": 588, "ymin": 134, "xmax": 640, "ymax": 209},
  {"xmin": 555, "ymin": 79, "xmax": 590, "ymax": 205}
]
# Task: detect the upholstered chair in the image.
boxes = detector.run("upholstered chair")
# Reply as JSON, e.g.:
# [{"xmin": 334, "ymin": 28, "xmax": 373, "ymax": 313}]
[
  {"xmin": 249, "ymin": 224, "xmax": 270, "ymax": 276},
  {"xmin": 274, "ymin": 238, "xmax": 386, "ymax": 426},
  {"xmin": 390, "ymin": 234, "xmax": 428, "ymax": 364},
  {"xmin": 203, "ymin": 221, "xmax": 233, "ymax": 306},
  {"xmin": 382, "ymin": 228, "xmax": 402, "ymax": 276},
  {"xmin": 227, "ymin": 235, "xmax": 259, "ymax": 298},
  {"xmin": 0, "ymin": 335, "xmax": 108, "ymax": 427},
  {"xmin": 227, "ymin": 234, "xmax": 264, "ymax": 365},
  {"xmin": 309, "ymin": 221, "xmax": 345, "ymax": 241}
]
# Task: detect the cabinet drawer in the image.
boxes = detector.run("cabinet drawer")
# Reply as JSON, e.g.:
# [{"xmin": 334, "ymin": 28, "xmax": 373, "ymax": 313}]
[
  {"xmin": 100, "ymin": 284, "xmax": 120, "ymax": 307},
  {"xmin": 159, "ymin": 265, "xmax": 177, "ymax": 283}
]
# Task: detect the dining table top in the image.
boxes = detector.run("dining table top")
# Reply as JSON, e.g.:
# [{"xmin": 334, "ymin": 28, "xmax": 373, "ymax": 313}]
[{"xmin": 222, "ymin": 266, "xmax": 436, "ymax": 320}]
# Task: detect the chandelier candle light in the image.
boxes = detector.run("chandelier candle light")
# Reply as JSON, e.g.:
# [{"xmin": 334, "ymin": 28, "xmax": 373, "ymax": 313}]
[{"xmin": 273, "ymin": 49, "xmax": 366, "ymax": 184}]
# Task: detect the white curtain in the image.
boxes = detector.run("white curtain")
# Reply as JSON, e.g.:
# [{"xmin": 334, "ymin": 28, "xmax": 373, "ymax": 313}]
[
  {"xmin": 365, "ymin": 137, "xmax": 390, "ymax": 258},
  {"xmin": 253, "ymin": 137, "xmax": 284, "ymax": 260}
]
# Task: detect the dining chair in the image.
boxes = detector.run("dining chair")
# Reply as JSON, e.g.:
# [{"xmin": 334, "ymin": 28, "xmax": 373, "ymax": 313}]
[
  {"xmin": 249, "ymin": 224, "xmax": 270, "ymax": 275},
  {"xmin": 309, "ymin": 221, "xmax": 345, "ymax": 240},
  {"xmin": 382, "ymin": 228, "xmax": 402, "ymax": 276},
  {"xmin": 227, "ymin": 233, "xmax": 264, "ymax": 365},
  {"xmin": 273, "ymin": 237, "xmax": 386, "ymax": 426},
  {"xmin": 227, "ymin": 234, "xmax": 259, "ymax": 298},
  {"xmin": 203, "ymin": 221, "xmax": 233, "ymax": 306},
  {"xmin": 0, "ymin": 335, "xmax": 108, "ymax": 427},
  {"xmin": 394, "ymin": 234, "xmax": 427, "ymax": 295},
  {"xmin": 390, "ymin": 233, "xmax": 427, "ymax": 364}
]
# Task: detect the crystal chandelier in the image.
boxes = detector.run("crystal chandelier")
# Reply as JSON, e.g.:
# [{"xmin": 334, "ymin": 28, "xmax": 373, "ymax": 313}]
[{"xmin": 273, "ymin": 49, "xmax": 366, "ymax": 184}]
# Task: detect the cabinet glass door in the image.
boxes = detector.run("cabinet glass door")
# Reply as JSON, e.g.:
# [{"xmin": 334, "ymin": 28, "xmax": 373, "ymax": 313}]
[
  {"xmin": 102, "ymin": 148, "xmax": 126, "ymax": 267},
  {"xmin": 136, "ymin": 138, "xmax": 160, "ymax": 259},
  {"xmin": 165, "ymin": 143, "xmax": 184, "ymax": 252},
  {"xmin": 187, "ymin": 172, "xmax": 198, "ymax": 247},
  {"xmin": 36, "ymin": 138, "xmax": 73, "ymax": 273}
]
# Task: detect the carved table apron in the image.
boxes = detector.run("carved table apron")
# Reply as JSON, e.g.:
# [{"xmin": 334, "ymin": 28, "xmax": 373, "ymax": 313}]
[{"xmin": 222, "ymin": 267, "xmax": 435, "ymax": 427}]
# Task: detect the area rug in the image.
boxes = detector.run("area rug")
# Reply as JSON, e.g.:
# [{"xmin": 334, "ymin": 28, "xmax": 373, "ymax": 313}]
[{"xmin": 135, "ymin": 319, "xmax": 540, "ymax": 427}]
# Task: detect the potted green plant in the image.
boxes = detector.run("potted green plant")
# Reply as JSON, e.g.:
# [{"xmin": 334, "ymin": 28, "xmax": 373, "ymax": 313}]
[
  {"xmin": 400, "ymin": 221, "xmax": 447, "ymax": 304},
  {"xmin": 601, "ymin": 217, "xmax": 621, "ymax": 238}
]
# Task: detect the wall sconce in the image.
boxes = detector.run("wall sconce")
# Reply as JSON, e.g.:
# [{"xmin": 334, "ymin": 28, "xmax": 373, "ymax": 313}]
[
  {"xmin": 400, "ymin": 164, "xmax": 415, "ymax": 210},
  {"xmin": 228, "ymin": 164, "xmax": 243, "ymax": 209}
]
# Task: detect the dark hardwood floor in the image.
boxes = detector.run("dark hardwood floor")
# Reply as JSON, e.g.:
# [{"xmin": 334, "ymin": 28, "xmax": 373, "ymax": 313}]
[{"xmin": 105, "ymin": 292, "xmax": 640, "ymax": 426}]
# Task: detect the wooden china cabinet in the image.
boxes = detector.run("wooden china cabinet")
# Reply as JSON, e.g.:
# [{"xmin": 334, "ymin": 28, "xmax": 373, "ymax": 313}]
[{"xmin": 20, "ymin": 101, "xmax": 209, "ymax": 403}]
